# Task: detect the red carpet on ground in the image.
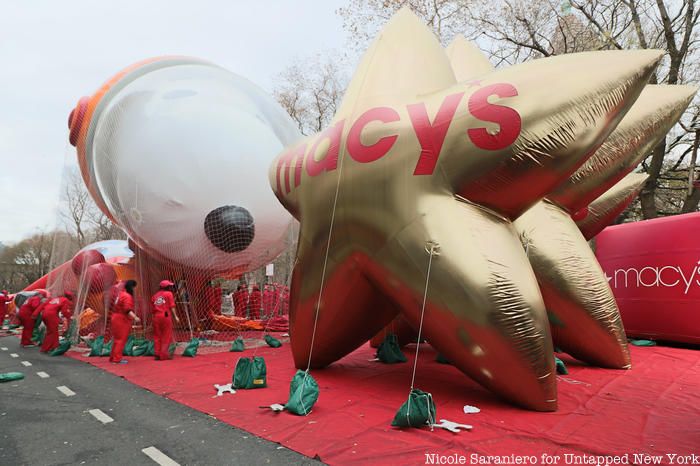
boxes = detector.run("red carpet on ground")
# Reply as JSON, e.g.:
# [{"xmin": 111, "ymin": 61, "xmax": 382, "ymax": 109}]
[{"xmin": 67, "ymin": 341, "xmax": 699, "ymax": 465}]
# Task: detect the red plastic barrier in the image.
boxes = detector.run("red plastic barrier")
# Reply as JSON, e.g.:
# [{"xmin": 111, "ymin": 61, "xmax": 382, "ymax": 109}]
[{"xmin": 595, "ymin": 212, "xmax": 700, "ymax": 344}]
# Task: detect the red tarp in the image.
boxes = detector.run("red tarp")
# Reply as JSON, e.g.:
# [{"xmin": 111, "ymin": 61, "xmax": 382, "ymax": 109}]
[{"xmin": 68, "ymin": 342, "xmax": 699, "ymax": 465}]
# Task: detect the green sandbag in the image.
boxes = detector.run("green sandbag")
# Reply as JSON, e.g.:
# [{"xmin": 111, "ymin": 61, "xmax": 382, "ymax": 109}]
[
  {"xmin": 555, "ymin": 356, "xmax": 568, "ymax": 375},
  {"xmin": 630, "ymin": 339, "xmax": 657, "ymax": 347},
  {"xmin": 435, "ymin": 353, "xmax": 451, "ymax": 364},
  {"xmin": 131, "ymin": 340, "xmax": 152, "ymax": 357},
  {"xmin": 230, "ymin": 337, "xmax": 245, "ymax": 352},
  {"xmin": 65, "ymin": 320, "xmax": 77, "ymax": 341},
  {"xmin": 168, "ymin": 342, "xmax": 176, "ymax": 358},
  {"xmin": 376, "ymin": 333, "xmax": 407, "ymax": 364},
  {"xmin": 32, "ymin": 315, "xmax": 45, "ymax": 345},
  {"xmin": 8, "ymin": 324, "xmax": 20, "ymax": 329},
  {"xmin": 232, "ymin": 357, "xmax": 252, "ymax": 388},
  {"xmin": 182, "ymin": 338, "xmax": 199, "ymax": 357},
  {"xmin": 49, "ymin": 339, "xmax": 71, "ymax": 356},
  {"xmin": 264, "ymin": 334, "xmax": 282, "ymax": 348},
  {"xmin": 145, "ymin": 340, "xmax": 155, "ymax": 356},
  {"xmin": 88, "ymin": 336, "xmax": 104, "ymax": 357},
  {"xmin": 391, "ymin": 388, "xmax": 436, "ymax": 428},
  {"xmin": 33, "ymin": 313, "xmax": 43, "ymax": 330},
  {"xmin": 131, "ymin": 342, "xmax": 145, "ymax": 356},
  {"xmin": 0, "ymin": 372, "xmax": 25, "ymax": 383},
  {"xmin": 285, "ymin": 370, "xmax": 319, "ymax": 416},
  {"xmin": 101, "ymin": 340, "xmax": 113, "ymax": 356},
  {"xmin": 131, "ymin": 338, "xmax": 147, "ymax": 347},
  {"xmin": 34, "ymin": 326, "xmax": 46, "ymax": 345},
  {"xmin": 122, "ymin": 336, "xmax": 135, "ymax": 356},
  {"xmin": 232, "ymin": 356, "xmax": 267, "ymax": 389}
]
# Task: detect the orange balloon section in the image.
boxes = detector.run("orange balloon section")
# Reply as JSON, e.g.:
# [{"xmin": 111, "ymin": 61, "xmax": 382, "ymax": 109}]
[{"xmin": 24, "ymin": 240, "xmax": 282, "ymax": 340}]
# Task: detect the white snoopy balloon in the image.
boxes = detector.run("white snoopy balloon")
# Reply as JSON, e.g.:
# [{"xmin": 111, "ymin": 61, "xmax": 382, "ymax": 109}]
[{"xmin": 69, "ymin": 57, "xmax": 300, "ymax": 272}]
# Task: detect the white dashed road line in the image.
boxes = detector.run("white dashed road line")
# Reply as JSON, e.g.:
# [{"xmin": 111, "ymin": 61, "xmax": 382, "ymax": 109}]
[
  {"xmin": 21, "ymin": 361, "xmax": 32, "ymax": 367},
  {"xmin": 142, "ymin": 446, "xmax": 181, "ymax": 466},
  {"xmin": 88, "ymin": 409, "xmax": 114, "ymax": 424},
  {"xmin": 1, "ymin": 347, "xmax": 7, "ymax": 350},
  {"xmin": 56, "ymin": 385, "xmax": 76, "ymax": 397},
  {"xmin": 10, "ymin": 353, "xmax": 18, "ymax": 358},
  {"xmin": 37, "ymin": 371, "xmax": 49, "ymax": 378}
]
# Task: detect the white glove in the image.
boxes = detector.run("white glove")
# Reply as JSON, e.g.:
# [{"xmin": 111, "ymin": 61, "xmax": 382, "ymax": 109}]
[
  {"xmin": 213, "ymin": 383, "xmax": 236, "ymax": 396},
  {"xmin": 431, "ymin": 419, "xmax": 473, "ymax": 433}
]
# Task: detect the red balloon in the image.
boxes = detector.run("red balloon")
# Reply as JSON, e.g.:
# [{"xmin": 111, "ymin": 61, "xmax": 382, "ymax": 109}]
[
  {"xmin": 85, "ymin": 263, "xmax": 116, "ymax": 293},
  {"xmin": 71, "ymin": 250, "xmax": 105, "ymax": 277}
]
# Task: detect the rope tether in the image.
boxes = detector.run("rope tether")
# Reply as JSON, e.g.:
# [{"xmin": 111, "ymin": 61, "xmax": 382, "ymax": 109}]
[{"xmin": 406, "ymin": 240, "xmax": 440, "ymax": 429}]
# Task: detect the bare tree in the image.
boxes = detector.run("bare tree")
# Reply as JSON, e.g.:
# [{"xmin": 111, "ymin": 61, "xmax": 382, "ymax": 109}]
[
  {"xmin": 0, "ymin": 230, "xmax": 56, "ymax": 289},
  {"xmin": 338, "ymin": 0, "xmax": 473, "ymax": 49},
  {"xmin": 86, "ymin": 207, "xmax": 126, "ymax": 243},
  {"xmin": 58, "ymin": 167, "xmax": 126, "ymax": 251},
  {"xmin": 338, "ymin": 0, "xmax": 700, "ymax": 220},
  {"xmin": 60, "ymin": 169, "xmax": 91, "ymax": 248},
  {"xmin": 273, "ymin": 52, "xmax": 348, "ymax": 136}
]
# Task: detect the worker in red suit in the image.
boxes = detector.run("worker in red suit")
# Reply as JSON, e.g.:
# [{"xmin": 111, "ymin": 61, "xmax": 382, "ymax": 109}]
[
  {"xmin": 205, "ymin": 282, "xmax": 222, "ymax": 317},
  {"xmin": 0, "ymin": 290, "xmax": 12, "ymax": 327},
  {"xmin": 36, "ymin": 291, "xmax": 74, "ymax": 353},
  {"xmin": 151, "ymin": 280, "xmax": 180, "ymax": 361},
  {"xmin": 109, "ymin": 280, "xmax": 140, "ymax": 364},
  {"xmin": 232, "ymin": 283, "xmax": 249, "ymax": 318},
  {"xmin": 274, "ymin": 285, "xmax": 284, "ymax": 316},
  {"xmin": 279, "ymin": 286, "xmax": 290, "ymax": 316},
  {"xmin": 18, "ymin": 293, "xmax": 47, "ymax": 347},
  {"xmin": 262, "ymin": 284, "xmax": 276, "ymax": 320},
  {"xmin": 249, "ymin": 284, "xmax": 262, "ymax": 320},
  {"xmin": 103, "ymin": 281, "xmax": 126, "ymax": 343}
]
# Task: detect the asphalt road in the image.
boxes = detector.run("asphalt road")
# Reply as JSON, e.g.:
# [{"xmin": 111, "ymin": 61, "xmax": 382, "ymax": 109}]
[{"xmin": 0, "ymin": 335, "xmax": 320, "ymax": 466}]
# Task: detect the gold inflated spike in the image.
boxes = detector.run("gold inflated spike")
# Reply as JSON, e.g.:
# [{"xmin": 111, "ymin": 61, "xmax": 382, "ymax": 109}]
[
  {"xmin": 448, "ymin": 49, "xmax": 661, "ymax": 219},
  {"xmin": 335, "ymin": 7, "xmax": 456, "ymax": 119},
  {"xmin": 514, "ymin": 85, "xmax": 693, "ymax": 368},
  {"xmin": 548, "ymin": 85, "xmax": 697, "ymax": 214},
  {"xmin": 270, "ymin": 7, "xmax": 665, "ymax": 411},
  {"xmin": 515, "ymin": 201, "xmax": 630, "ymax": 368},
  {"xmin": 445, "ymin": 36, "xmax": 494, "ymax": 82},
  {"xmin": 577, "ymin": 173, "xmax": 649, "ymax": 240}
]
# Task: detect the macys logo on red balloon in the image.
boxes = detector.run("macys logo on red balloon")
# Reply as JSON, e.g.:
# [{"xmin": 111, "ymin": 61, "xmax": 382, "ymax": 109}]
[
  {"xmin": 606, "ymin": 261, "xmax": 700, "ymax": 295},
  {"xmin": 275, "ymin": 83, "xmax": 522, "ymax": 195}
]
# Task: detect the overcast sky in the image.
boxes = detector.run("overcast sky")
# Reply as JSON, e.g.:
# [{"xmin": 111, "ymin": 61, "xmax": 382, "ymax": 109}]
[{"xmin": 0, "ymin": 0, "xmax": 348, "ymax": 244}]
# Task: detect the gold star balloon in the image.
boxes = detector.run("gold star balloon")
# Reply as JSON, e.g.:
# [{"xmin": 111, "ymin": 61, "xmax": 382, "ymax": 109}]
[{"xmin": 270, "ymin": 8, "xmax": 662, "ymax": 410}]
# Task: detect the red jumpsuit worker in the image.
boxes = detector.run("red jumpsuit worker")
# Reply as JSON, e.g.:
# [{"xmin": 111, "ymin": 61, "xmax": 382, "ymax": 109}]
[
  {"xmin": 262, "ymin": 285, "xmax": 276, "ymax": 319},
  {"xmin": 104, "ymin": 281, "xmax": 126, "ymax": 343},
  {"xmin": 151, "ymin": 280, "xmax": 180, "ymax": 360},
  {"xmin": 0, "ymin": 290, "xmax": 12, "ymax": 326},
  {"xmin": 18, "ymin": 293, "xmax": 46, "ymax": 347},
  {"xmin": 36, "ymin": 291, "xmax": 74, "ymax": 353},
  {"xmin": 249, "ymin": 285, "xmax": 262, "ymax": 320},
  {"xmin": 232, "ymin": 284, "xmax": 249, "ymax": 318},
  {"xmin": 109, "ymin": 280, "xmax": 140, "ymax": 363},
  {"xmin": 279, "ymin": 286, "xmax": 290, "ymax": 316}
]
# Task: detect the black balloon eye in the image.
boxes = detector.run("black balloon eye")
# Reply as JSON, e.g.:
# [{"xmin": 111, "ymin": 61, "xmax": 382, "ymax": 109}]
[{"xmin": 204, "ymin": 205, "xmax": 255, "ymax": 253}]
